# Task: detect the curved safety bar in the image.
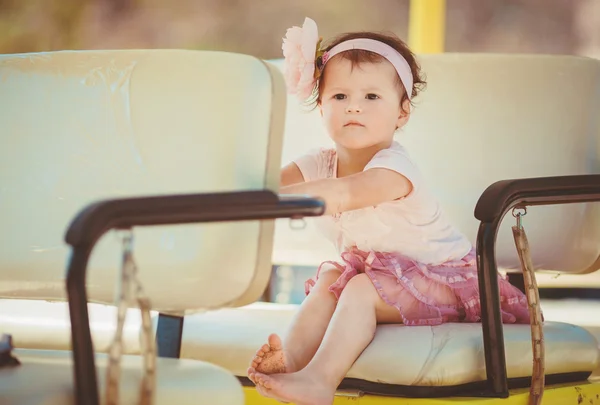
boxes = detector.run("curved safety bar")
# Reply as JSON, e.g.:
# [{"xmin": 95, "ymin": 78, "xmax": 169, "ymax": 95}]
[
  {"xmin": 64, "ymin": 190, "xmax": 325, "ymax": 405},
  {"xmin": 473, "ymin": 174, "xmax": 600, "ymax": 397},
  {"xmin": 475, "ymin": 174, "xmax": 600, "ymax": 223},
  {"xmin": 65, "ymin": 191, "xmax": 324, "ymax": 247}
]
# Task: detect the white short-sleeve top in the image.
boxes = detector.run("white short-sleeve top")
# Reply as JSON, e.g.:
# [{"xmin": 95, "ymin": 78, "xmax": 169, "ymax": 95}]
[{"xmin": 293, "ymin": 141, "xmax": 473, "ymax": 265}]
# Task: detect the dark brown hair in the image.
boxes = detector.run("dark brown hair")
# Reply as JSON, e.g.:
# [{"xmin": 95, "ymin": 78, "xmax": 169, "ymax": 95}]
[{"xmin": 312, "ymin": 31, "xmax": 426, "ymax": 113}]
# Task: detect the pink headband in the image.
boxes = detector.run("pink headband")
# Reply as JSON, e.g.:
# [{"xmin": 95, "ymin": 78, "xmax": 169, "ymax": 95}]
[
  {"xmin": 281, "ymin": 17, "xmax": 414, "ymax": 102},
  {"xmin": 322, "ymin": 38, "xmax": 413, "ymax": 99}
]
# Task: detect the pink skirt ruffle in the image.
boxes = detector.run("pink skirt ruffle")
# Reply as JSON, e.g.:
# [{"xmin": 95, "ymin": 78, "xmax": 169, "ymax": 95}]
[{"xmin": 305, "ymin": 247, "xmax": 531, "ymax": 326}]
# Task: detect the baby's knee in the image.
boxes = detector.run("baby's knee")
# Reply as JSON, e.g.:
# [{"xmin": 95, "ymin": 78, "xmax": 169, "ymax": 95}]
[
  {"xmin": 312, "ymin": 265, "xmax": 342, "ymax": 292},
  {"xmin": 344, "ymin": 273, "xmax": 371, "ymax": 290},
  {"xmin": 341, "ymin": 274, "xmax": 378, "ymax": 301}
]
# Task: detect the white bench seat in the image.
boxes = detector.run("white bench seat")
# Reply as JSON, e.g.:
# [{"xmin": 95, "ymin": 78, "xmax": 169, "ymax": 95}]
[
  {"xmin": 177, "ymin": 303, "xmax": 599, "ymax": 388},
  {"xmin": 2, "ymin": 297, "xmax": 599, "ymax": 388},
  {"xmin": 0, "ymin": 349, "xmax": 243, "ymax": 405}
]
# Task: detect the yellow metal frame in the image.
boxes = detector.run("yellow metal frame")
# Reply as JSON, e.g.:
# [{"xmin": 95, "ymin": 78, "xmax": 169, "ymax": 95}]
[
  {"xmin": 243, "ymin": 377, "xmax": 600, "ymax": 404},
  {"xmin": 408, "ymin": 0, "xmax": 446, "ymax": 53}
]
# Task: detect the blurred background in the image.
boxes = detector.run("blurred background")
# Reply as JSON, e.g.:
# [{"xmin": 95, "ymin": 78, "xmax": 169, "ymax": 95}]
[{"xmin": 0, "ymin": 0, "xmax": 598, "ymax": 58}]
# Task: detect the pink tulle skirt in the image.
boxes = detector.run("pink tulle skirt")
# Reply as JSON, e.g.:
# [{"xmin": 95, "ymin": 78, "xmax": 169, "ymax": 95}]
[{"xmin": 305, "ymin": 247, "xmax": 531, "ymax": 326}]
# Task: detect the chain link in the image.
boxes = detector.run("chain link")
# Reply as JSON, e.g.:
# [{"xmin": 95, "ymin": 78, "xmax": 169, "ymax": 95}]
[{"xmin": 105, "ymin": 231, "xmax": 156, "ymax": 405}]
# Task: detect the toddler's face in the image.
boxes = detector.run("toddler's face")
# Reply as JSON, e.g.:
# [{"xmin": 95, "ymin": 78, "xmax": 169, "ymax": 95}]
[{"xmin": 319, "ymin": 57, "xmax": 408, "ymax": 150}]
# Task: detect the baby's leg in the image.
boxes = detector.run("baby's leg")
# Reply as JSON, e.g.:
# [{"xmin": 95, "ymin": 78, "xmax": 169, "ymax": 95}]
[
  {"xmin": 253, "ymin": 273, "xmax": 402, "ymax": 405},
  {"xmin": 248, "ymin": 265, "xmax": 341, "ymax": 379}
]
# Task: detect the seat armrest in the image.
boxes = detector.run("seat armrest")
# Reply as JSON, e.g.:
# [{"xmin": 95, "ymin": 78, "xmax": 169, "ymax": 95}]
[
  {"xmin": 473, "ymin": 174, "xmax": 600, "ymax": 397},
  {"xmin": 66, "ymin": 190, "xmax": 324, "ymax": 247},
  {"xmin": 475, "ymin": 174, "xmax": 600, "ymax": 223},
  {"xmin": 63, "ymin": 189, "xmax": 324, "ymax": 405}
]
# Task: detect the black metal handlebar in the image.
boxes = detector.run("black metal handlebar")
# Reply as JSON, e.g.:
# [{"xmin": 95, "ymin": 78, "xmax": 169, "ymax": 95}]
[
  {"xmin": 64, "ymin": 190, "xmax": 325, "ymax": 405},
  {"xmin": 474, "ymin": 174, "xmax": 600, "ymax": 397}
]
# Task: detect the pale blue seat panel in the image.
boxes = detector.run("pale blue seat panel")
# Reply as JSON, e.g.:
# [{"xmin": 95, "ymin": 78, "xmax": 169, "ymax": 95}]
[{"xmin": 0, "ymin": 49, "xmax": 288, "ymax": 404}]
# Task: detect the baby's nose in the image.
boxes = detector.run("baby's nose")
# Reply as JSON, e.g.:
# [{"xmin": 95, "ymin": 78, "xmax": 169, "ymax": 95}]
[{"xmin": 345, "ymin": 104, "xmax": 362, "ymax": 113}]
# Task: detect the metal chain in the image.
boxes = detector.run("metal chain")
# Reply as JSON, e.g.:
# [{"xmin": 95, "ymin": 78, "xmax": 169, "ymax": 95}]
[
  {"xmin": 105, "ymin": 232, "xmax": 156, "ymax": 405},
  {"xmin": 512, "ymin": 206, "xmax": 527, "ymax": 229},
  {"xmin": 511, "ymin": 209, "xmax": 545, "ymax": 405}
]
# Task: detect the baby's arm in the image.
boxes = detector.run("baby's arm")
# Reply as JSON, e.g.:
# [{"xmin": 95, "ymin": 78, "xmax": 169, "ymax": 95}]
[
  {"xmin": 280, "ymin": 162, "xmax": 305, "ymax": 187},
  {"xmin": 280, "ymin": 168, "xmax": 412, "ymax": 215},
  {"xmin": 281, "ymin": 148, "xmax": 322, "ymax": 187}
]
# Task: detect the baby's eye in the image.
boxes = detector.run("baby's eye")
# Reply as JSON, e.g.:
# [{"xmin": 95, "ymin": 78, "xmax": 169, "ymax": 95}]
[
  {"xmin": 333, "ymin": 94, "xmax": 346, "ymax": 100},
  {"xmin": 366, "ymin": 93, "xmax": 380, "ymax": 100}
]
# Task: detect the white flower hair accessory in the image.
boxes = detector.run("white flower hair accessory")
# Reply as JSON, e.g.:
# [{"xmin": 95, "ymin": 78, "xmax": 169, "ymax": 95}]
[
  {"xmin": 281, "ymin": 17, "xmax": 324, "ymax": 101},
  {"xmin": 281, "ymin": 17, "xmax": 414, "ymax": 102}
]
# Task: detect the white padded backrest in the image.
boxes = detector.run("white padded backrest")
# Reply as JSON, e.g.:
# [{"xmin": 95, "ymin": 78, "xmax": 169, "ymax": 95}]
[
  {"xmin": 271, "ymin": 54, "xmax": 600, "ymax": 274},
  {"xmin": 0, "ymin": 50, "xmax": 286, "ymax": 314}
]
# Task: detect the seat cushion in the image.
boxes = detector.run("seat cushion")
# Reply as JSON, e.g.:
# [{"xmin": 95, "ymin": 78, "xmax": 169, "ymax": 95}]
[
  {"xmin": 178, "ymin": 302, "xmax": 599, "ymax": 387},
  {"xmin": 0, "ymin": 349, "xmax": 244, "ymax": 405}
]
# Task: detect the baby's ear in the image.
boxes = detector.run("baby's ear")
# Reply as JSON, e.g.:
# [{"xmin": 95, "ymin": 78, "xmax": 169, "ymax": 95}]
[
  {"xmin": 396, "ymin": 99, "xmax": 411, "ymax": 128},
  {"xmin": 400, "ymin": 98, "xmax": 411, "ymax": 116}
]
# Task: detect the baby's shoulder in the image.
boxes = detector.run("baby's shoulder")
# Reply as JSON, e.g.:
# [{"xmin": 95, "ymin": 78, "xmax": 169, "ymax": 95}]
[
  {"xmin": 293, "ymin": 147, "xmax": 336, "ymax": 181},
  {"xmin": 370, "ymin": 142, "xmax": 417, "ymax": 165},
  {"xmin": 365, "ymin": 142, "xmax": 424, "ymax": 192}
]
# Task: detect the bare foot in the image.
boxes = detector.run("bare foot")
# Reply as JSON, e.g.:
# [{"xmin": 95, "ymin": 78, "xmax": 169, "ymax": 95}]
[
  {"xmin": 248, "ymin": 368, "xmax": 290, "ymax": 403},
  {"xmin": 247, "ymin": 368, "xmax": 275, "ymax": 399},
  {"xmin": 254, "ymin": 370, "xmax": 335, "ymax": 405},
  {"xmin": 249, "ymin": 334, "xmax": 291, "ymax": 378}
]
